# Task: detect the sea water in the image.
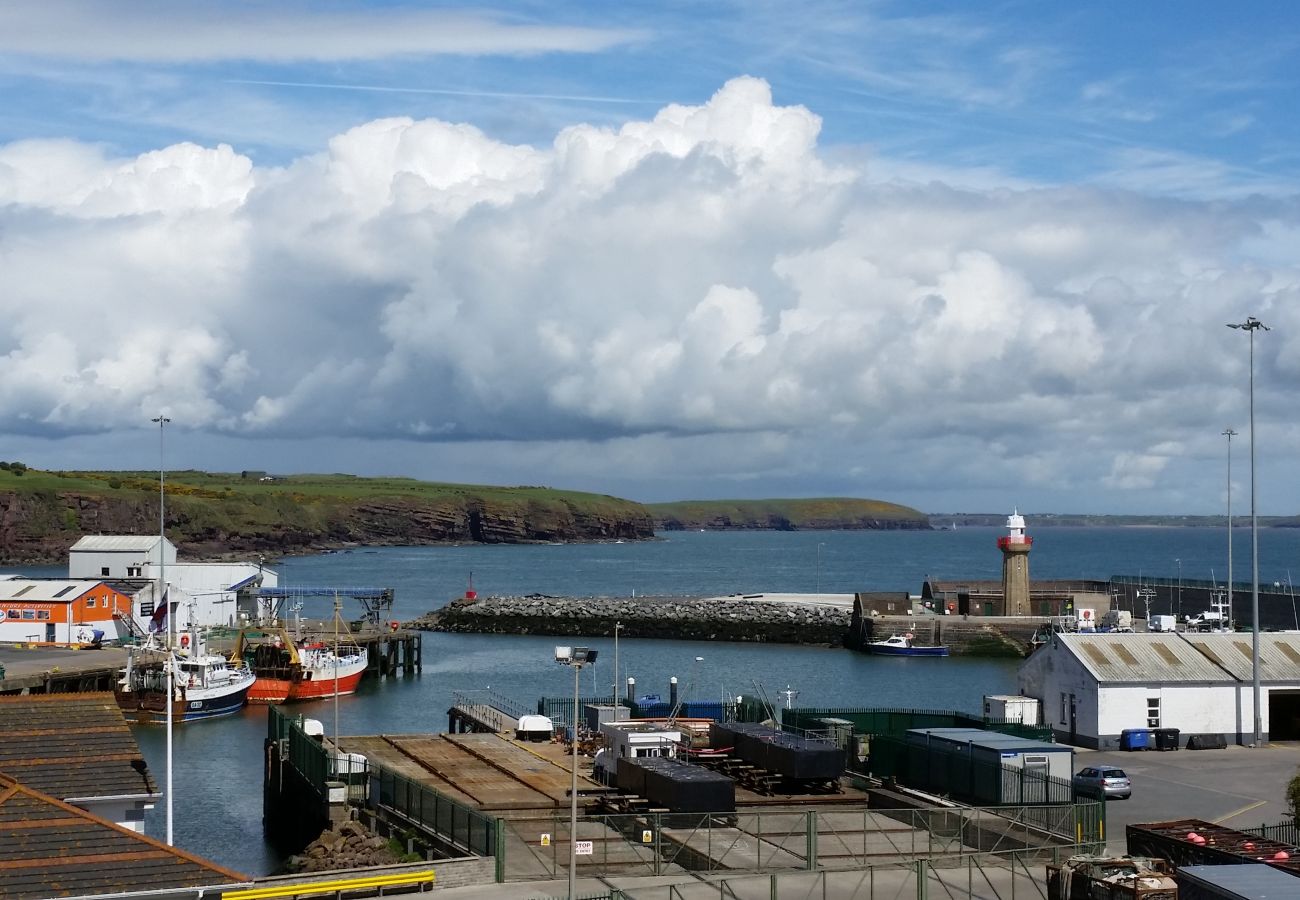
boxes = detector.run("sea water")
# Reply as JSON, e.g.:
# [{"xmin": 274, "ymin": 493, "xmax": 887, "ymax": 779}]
[{"xmin": 130, "ymin": 526, "xmax": 1300, "ymax": 874}]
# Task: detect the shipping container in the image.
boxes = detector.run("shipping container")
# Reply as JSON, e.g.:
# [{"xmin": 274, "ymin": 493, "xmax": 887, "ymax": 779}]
[
  {"xmin": 983, "ymin": 695, "xmax": 1041, "ymax": 725},
  {"xmin": 617, "ymin": 757, "xmax": 735, "ymax": 815}
]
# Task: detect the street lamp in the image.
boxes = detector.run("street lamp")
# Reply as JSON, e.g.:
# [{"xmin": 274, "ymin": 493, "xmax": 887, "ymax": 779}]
[
  {"xmin": 555, "ymin": 646, "xmax": 598, "ymax": 900},
  {"xmin": 1227, "ymin": 316, "xmax": 1269, "ymax": 746},
  {"xmin": 816, "ymin": 542, "xmax": 826, "ymax": 594},
  {"xmin": 612, "ymin": 622, "xmax": 622, "ymax": 703},
  {"xmin": 151, "ymin": 414, "xmax": 174, "ymax": 846},
  {"xmin": 1223, "ymin": 428, "xmax": 1237, "ymax": 628},
  {"xmin": 1175, "ymin": 559, "xmax": 1182, "ymax": 619}
]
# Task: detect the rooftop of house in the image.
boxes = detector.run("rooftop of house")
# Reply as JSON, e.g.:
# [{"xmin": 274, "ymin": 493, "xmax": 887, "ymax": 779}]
[
  {"xmin": 0, "ymin": 773, "xmax": 246, "ymax": 899},
  {"xmin": 0, "ymin": 693, "xmax": 159, "ymax": 800}
]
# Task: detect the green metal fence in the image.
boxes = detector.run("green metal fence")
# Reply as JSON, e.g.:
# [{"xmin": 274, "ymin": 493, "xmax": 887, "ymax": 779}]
[
  {"xmin": 372, "ymin": 767, "xmax": 497, "ymax": 857},
  {"xmin": 537, "ymin": 694, "xmax": 619, "ymax": 721},
  {"xmin": 268, "ymin": 705, "xmax": 334, "ymax": 799}
]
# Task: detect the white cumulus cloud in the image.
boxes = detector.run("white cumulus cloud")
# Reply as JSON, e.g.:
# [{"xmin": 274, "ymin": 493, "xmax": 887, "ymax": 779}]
[{"xmin": 1, "ymin": 76, "xmax": 1298, "ymax": 511}]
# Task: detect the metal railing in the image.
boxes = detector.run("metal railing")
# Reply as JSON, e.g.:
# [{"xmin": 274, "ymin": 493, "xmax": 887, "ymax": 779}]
[
  {"xmin": 497, "ymin": 800, "xmax": 1100, "ymax": 883},
  {"xmin": 1244, "ymin": 820, "xmax": 1300, "ymax": 845},
  {"xmin": 529, "ymin": 846, "xmax": 1089, "ymax": 899},
  {"xmin": 373, "ymin": 767, "xmax": 496, "ymax": 857}
]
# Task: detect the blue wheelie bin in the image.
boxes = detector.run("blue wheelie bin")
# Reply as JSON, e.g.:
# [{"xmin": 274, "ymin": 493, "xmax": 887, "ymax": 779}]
[{"xmin": 1120, "ymin": 728, "xmax": 1153, "ymax": 751}]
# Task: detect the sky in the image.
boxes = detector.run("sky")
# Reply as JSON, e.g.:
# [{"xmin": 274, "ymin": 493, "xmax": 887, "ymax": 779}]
[{"xmin": 1, "ymin": 1, "xmax": 1298, "ymax": 515}]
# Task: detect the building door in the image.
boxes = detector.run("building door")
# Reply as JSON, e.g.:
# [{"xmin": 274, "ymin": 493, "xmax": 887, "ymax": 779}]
[
  {"xmin": 45, "ymin": 623, "xmax": 56, "ymax": 642},
  {"xmin": 983, "ymin": 601, "xmax": 995, "ymax": 616},
  {"xmin": 1268, "ymin": 690, "xmax": 1300, "ymax": 740}
]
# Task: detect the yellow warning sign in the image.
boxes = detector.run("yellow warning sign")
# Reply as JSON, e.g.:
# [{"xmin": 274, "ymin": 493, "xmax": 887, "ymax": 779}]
[
  {"xmin": 642, "ymin": 830, "xmax": 653, "ymax": 843},
  {"xmin": 540, "ymin": 833, "xmax": 551, "ymax": 847}
]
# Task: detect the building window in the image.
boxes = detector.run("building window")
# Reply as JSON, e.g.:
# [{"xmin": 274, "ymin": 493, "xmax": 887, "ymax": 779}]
[
  {"xmin": 86, "ymin": 598, "xmax": 97, "ymax": 608},
  {"xmin": 101, "ymin": 567, "xmax": 110, "ymax": 576},
  {"xmin": 37, "ymin": 611, "xmax": 50, "ymax": 620},
  {"xmin": 1147, "ymin": 697, "xmax": 1160, "ymax": 728},
  {"xmin": 21, "ymin": 610, "xmax": 35, "ymax": 620},
  {"xmin": 1060, "ymin": 693, "xmax": 1067, "ymax": 724},
  {"xmin": 127, "ymin": 567, "xmax": 142, "ymax": 577},
  {"xmin": 6, "ymin": 609, "xmax": 18, "ymax": 619}
]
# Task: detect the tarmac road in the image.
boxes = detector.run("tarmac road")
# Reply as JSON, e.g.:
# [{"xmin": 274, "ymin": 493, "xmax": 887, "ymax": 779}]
[{"xmin": 1081, "ymin": 742, "xmax": 1300, "ymax": 854}]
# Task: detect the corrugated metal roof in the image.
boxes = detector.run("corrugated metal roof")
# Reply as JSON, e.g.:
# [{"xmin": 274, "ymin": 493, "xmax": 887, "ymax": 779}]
[
  {"xmin": 70, "ymin": 535, "xmax": 165, "ymax": 552},
  {"xmin": 0, "ymin": 579, "xmax": 98, "ymax": 602},
  {"xmin": 1060, "ymin": 633, "xmax": 1235, "ymax": 683},
  {"xmin": 0, "ymin": 693, "xmax": 159, "ymax": 800},
  {"xmin": 0, "ymin": 774, "xmax": 245, "ymax": 898},
  {"xmin": 1182, "ymin": 633, "xmax": 1300, "ymax": 684}
]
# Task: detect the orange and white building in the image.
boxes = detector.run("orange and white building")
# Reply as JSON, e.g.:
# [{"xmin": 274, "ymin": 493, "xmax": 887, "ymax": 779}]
[{"xmin": 0, "ymin": 577, "xmax": 134, "ymax": 645}]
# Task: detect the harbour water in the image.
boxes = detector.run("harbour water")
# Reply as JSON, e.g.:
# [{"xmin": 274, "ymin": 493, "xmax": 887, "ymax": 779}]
[{"xmin": 125, "ymin": 526, "xmax": 1298, "ymax": 875}]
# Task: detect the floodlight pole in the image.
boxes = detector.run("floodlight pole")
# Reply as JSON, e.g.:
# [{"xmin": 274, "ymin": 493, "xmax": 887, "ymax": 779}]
[
  {"xmin": 150, "ymin": 414, "xmax": 173, "ymax": 846},
  {"xmin": 1223, "ymin": 428, "xmax": 1237, "ymax": 628},
  {"xmin": 555, "ymin": 647, "xmax": 596, "ymax": 899},
  {"xmin": 1227, "ymin": 317, "xmax": 1268, "ymax": 746}
]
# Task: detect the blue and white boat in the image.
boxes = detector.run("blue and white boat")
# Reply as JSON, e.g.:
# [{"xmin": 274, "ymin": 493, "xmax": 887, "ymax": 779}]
[
  {"xmin": 116, "ymin": 636, "xmax": 257, "ymax": 723},
  {"xmin": 866, "ymin": 634, "xmax": 949, "ymax": 657}
]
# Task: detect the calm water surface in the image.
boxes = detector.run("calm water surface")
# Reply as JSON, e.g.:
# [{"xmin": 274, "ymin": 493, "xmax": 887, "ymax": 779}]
[{"xmin": 128, "ymin": 526, "xmax": 1300, "ymax": 874}]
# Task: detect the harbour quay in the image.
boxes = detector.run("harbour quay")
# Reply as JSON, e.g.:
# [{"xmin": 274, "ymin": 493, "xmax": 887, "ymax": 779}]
[{"xmin": 0, "ymin": 642, "xmax": 128, "ymax": 694}]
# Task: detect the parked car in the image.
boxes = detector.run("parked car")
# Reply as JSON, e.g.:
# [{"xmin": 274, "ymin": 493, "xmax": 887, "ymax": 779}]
[{"xmin": 1073, "ymin": 766, "xmax": 1131, "ymax": 800}]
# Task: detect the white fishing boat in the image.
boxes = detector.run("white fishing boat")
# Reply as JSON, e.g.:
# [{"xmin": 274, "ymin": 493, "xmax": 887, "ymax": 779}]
[{"xmin": 116, "ymin": 631, "xmax": 257, "ymax": 724}]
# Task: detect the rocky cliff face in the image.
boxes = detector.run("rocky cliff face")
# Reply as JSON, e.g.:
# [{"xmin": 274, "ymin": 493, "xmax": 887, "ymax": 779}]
[{"xmin": 0, "ymin": 490, "xmax": 657, "ymax": 564}]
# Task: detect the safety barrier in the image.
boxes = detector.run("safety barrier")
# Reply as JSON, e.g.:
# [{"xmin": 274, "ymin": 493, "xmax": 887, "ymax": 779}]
[{"xmin": 222, "ymin": 868, "xmax": 435, "ymax": 899}]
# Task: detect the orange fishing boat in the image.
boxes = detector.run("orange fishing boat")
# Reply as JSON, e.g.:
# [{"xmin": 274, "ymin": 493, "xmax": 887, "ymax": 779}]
[{"xmin": 231, "ymin": 626, "xmax": 368, "ymax": 704}]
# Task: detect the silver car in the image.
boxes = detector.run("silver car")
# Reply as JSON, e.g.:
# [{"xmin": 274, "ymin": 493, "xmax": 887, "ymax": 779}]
[{"xmin": 1073, "ymin": 766, "xmax": 1131, "ymax": 800}]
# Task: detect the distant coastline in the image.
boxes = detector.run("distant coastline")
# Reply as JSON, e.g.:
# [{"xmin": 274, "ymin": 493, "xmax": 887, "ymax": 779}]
[{"xmin": 929, "ymin": 514, "xmax": 1300, "ymax": 529}]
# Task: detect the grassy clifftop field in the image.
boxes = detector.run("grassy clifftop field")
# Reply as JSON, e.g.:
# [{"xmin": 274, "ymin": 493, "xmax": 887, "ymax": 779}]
[
  {"xmin": 0, "ymin": 466, "xmax": 654, "ymax": 563},
  {"xmin": 648, "ymin": 497, "xmax": 930, "ymax": 531}
]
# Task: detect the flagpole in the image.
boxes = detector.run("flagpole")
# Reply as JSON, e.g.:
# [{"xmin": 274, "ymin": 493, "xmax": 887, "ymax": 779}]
[{"xmin": 152, "ymin": 414, "xmax": 173, "ymax": 847}]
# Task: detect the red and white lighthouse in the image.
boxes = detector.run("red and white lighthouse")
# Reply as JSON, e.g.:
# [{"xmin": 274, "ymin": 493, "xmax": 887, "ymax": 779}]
[{"xmin": 998, "ymin": 511, "xmax": 1033, "ymax": 616}]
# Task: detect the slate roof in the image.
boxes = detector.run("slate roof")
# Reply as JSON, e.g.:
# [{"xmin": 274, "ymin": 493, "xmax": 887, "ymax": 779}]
[
  {"xmin": 1058, "ymin": 633, "xmax": 1235, "ymax": 684},
  {"xmin": 0, "ymin": 774, "xmax": 246, "ymax": 899},
  {"xmin": 0, "ymin": 693, "xmax": 159, "ymax": 800}
]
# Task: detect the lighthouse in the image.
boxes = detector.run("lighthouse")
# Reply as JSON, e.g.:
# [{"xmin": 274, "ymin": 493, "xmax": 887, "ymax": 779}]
[{"xmin": 998, "ymin": 510, "xmax": 1033, "ymax": 616}]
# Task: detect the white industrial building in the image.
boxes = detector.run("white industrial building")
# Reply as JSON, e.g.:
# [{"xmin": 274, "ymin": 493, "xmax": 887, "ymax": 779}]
[
  {"xmin": 1017, "ymin": 631, "xmax": 1300, "ymax": 749},
  {"xmin": 68, "ymin": 535, "xmax": 277, "ymax": 633}
]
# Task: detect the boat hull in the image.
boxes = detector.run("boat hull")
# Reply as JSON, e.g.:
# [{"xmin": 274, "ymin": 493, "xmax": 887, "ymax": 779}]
[
  {"xmin": 287, "ymin": 665, "xmax": 366, "ymax": 701},
  {"xmin": 247, "ymin": 678, "xmax": 293, "ymax": 704},
  {"xmin": 246, "ymin": 657, "xmax": 367, "ymax": 703},
  {"xmin": 866, "ymin": 644, "xmax": 949, "ymax": 657},
  {"xmin": 116, "ymin": 682, "xmax": 254, "ymax": 724}
]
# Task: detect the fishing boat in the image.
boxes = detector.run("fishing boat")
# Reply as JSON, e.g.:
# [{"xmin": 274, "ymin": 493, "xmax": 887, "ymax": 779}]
[
  {"xmin": 232, "ymin": 626, "xmax": 368, "ymax": 704},
  {"xmin": 865, "ymin": 633, "xmax": 949, "ymax": 657},
  {"xmin": 115, "ymin": 637, "xmax": 258, "ymax": 724}
]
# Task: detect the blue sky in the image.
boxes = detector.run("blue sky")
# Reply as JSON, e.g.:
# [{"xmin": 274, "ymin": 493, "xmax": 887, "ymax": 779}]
[{"xmin": 1, "ymin": 1, "xmax": 1298, "ymax": 514}]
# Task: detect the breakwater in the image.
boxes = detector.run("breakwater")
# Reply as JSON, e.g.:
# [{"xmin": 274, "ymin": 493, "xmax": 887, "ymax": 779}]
[
  {"xmin": 414, "ymin": 595, "xmax": 1041, "ymax": 656},
  {"xmin": 413, "ymin": 594, "xmax": 851, "ymax": 645}
]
